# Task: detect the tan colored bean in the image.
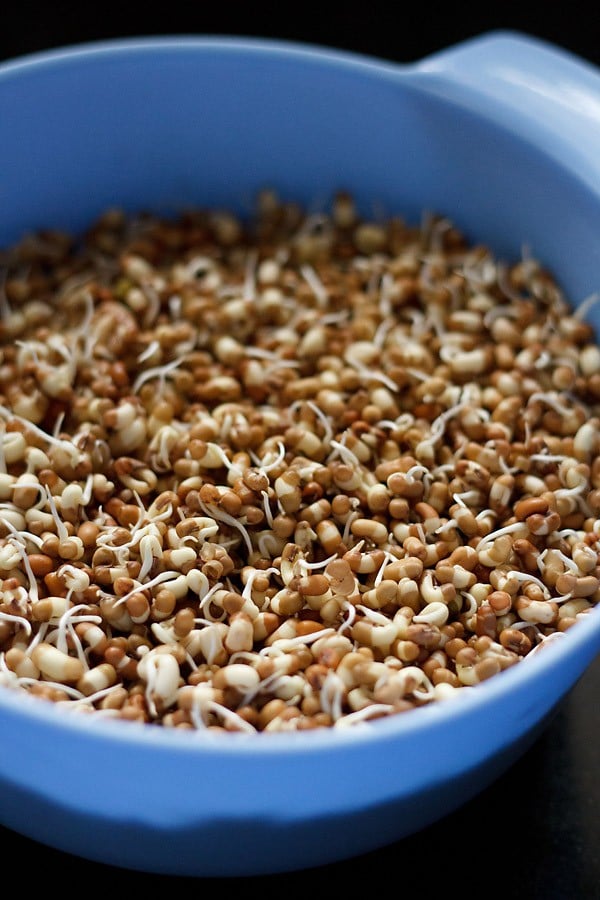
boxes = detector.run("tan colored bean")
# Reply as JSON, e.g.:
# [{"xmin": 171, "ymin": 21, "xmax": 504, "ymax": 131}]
[
  {"xmin": 31, "ymin": 643, "xmax": 85, "ymax": 683},
  {"xmin": 77, "ymin": 663, "xmax": 118, "ymax": 697},
  {"xmin": 556, "ymin": 572, "xmax": 599, "ymax": 598}
]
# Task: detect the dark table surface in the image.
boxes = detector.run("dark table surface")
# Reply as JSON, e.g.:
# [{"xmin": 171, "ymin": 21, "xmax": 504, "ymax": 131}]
[{"xmin": 1, "ymin": 4, "xmax": 600, "ymax": 897}]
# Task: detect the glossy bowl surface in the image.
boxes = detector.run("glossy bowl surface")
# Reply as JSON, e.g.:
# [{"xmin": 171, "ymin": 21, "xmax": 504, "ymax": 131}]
[{"xmin": 1, "ymin": 30, "xmax": 600, "ymax": 876}]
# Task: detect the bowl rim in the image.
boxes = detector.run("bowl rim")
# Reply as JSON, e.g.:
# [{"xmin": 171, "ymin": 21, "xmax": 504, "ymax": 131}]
[{"xmin": 0, "ymin": 32, "xmax": 407, "ymax": 83}]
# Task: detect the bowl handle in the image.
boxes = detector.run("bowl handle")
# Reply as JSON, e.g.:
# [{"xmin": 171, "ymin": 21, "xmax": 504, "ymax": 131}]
[{"xmin": 413, "ymin": 30, "xmax": 600, "ymax": 189}]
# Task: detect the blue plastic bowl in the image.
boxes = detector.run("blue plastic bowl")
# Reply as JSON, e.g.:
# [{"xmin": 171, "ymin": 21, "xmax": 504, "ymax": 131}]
[{"xmin": 0, "ymin": 30, "xmax": 599, "ymax": 877}]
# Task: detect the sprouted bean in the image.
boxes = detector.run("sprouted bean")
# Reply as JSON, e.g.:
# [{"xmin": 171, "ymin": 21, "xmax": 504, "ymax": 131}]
[{"xmin": 0, "ymin": 190, "xmax": 598, "ymax": 733}]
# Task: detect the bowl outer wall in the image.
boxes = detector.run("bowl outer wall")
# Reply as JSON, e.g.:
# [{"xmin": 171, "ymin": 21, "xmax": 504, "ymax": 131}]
[
  {"xmin": 0, "ymin": 32, "xmax": 600, "ymax": 874},
  {"xmin": 0, "ymin": 608, "xmax": 598, "ymax": 875}
]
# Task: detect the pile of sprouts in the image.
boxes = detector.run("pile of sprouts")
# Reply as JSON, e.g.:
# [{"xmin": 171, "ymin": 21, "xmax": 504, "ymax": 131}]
[{"xmin": 0, "ymin": 190, "xmax": 598, "ymax": 733}]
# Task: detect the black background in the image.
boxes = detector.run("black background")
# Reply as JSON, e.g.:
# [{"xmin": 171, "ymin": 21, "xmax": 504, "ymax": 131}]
[
  {"xmin": 0, "ymin": 2, "xmax": 599, "ymax": 70},
  {"xmin": 1, "ymin": 3, "xmax": 600, "ymax": 897}
]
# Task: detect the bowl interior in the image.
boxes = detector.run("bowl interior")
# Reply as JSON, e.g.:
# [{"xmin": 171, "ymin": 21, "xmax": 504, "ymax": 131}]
[{"xmin": 1, "ymin": 37, "xmax": 600, "ymax": 320}]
